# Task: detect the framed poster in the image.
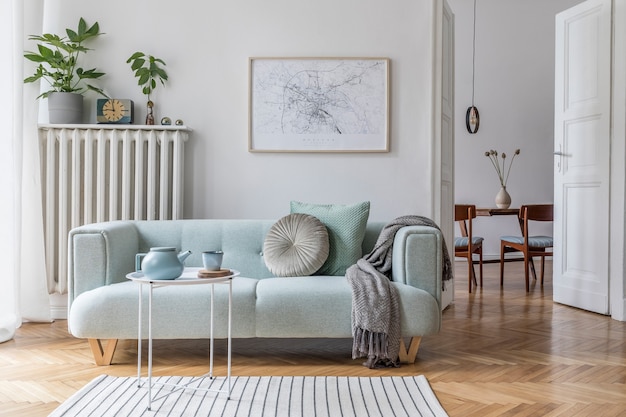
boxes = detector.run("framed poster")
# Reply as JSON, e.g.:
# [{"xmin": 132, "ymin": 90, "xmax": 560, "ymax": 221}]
[{"xmin": 249, "ymin": 57, "xmax": 390, "ymax": 153}]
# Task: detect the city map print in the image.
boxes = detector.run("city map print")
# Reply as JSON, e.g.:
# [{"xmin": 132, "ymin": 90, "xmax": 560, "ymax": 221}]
[{"xmin": 249, "ymin": 58, "xmax": 389, "ymax": 152}]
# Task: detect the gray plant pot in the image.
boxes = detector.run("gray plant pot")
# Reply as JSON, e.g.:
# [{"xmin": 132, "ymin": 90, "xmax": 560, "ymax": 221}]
[{"xmin": 48, "ymin": 92, "xmax": 83, "ymax": 124}]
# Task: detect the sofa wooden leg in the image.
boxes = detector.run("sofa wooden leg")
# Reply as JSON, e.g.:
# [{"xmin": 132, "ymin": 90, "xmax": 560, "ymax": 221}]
[
  {"xmin": 398, "ymin": 336, "xmax": 422, "ymax": 364},
  {"xmin": 88, "ymin": 338, "xmax": 118, "ymax": 366}
]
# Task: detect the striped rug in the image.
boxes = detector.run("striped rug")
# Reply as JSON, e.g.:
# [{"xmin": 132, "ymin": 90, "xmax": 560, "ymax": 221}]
[{"xmin": 49, "ymin": 375, "xmax": 448, "ymax": 417}]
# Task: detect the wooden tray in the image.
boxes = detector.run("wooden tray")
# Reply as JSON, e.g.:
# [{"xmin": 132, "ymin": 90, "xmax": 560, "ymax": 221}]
[{"xmin": 197, "ymin": 268, "xmax": 232, "ymax": 278}]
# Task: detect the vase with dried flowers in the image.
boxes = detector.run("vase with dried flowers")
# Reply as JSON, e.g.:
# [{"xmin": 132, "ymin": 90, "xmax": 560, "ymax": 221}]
[{"xmin": 485, "ymin": 149, "xmax": 521, "ymax": 208}]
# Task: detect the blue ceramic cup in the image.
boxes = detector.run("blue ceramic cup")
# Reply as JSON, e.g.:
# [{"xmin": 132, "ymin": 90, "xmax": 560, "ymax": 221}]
[{"xmin": 202, "ymin": 250, "xmax": 224, "ymax": 271}]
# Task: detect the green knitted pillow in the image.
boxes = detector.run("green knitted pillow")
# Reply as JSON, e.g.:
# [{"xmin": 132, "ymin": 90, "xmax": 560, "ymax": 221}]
[{"xmin": 290, "ymin": 201, "xmax": 370, "ymax": 275}]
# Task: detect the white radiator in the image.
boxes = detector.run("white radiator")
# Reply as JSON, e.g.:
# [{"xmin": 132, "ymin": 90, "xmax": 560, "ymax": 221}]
[{"xmin": 38, "ymin": 125, "xmax": 191, "ymax": 294}]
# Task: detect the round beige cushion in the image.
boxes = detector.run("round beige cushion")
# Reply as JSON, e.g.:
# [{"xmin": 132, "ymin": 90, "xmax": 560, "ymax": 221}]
[{"xmin": 263, "ymin": 213, "xmax": 330, "ymax": 277}]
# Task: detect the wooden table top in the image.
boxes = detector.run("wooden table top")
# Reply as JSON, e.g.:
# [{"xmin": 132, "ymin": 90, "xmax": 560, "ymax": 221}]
[{"xmin": 476, "ymin": 208, "xmax": 520, "ymax": 216}]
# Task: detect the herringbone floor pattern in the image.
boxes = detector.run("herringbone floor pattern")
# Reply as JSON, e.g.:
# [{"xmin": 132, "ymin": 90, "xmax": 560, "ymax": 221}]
[{"xmin": 1, "ymin": 261, "xmax": 625, "ymax": 416}]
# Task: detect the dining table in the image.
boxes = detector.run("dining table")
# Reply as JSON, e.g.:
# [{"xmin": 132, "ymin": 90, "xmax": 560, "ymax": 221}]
[{"xmin": 458, "ymin": 207, "xmax": 520, "ymax": 238}]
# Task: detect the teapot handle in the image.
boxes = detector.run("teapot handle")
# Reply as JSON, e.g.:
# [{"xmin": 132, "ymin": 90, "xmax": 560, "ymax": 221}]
[{"xmin": 135, "ymin": 253, "xmax": 147, "ymax": 272}]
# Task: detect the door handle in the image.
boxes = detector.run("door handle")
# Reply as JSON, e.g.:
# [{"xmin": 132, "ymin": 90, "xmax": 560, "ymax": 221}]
[{"xmin": 554, "ymin": 145, "xmax": 566, "ymax": 172}]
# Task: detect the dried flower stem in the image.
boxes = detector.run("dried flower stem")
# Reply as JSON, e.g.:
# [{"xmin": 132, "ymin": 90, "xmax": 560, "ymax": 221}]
[{"xmin": 485, "ymin": 149, "xmax": 520, "ymax": 187}]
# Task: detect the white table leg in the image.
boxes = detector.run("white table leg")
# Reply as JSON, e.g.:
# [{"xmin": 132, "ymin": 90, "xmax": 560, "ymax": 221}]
[
  {"xmin": 148, "ymin": 283, "xmax": 153, "ymax": 411},
  {"xmin": 227, "ymin": 279, "xmax": 232, "ymax": 399},
  {"xmin": 137, "ymin": 283, "xmax": 142, "ymax": 386},
  {"xmin": 209, "ymin": 283, "xmax": 214, "ymax": 378}
]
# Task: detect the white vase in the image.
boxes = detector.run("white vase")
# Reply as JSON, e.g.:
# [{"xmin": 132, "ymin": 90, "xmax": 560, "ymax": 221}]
[{"xmin": 495, "ymin": 186, "xmax": 511, "ymax": 209}]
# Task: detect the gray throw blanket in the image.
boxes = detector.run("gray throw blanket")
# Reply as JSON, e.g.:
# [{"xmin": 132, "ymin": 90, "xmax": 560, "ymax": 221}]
[{"xmin": 346, "ymin": 215, "xmax": 453, "ymax": 369}]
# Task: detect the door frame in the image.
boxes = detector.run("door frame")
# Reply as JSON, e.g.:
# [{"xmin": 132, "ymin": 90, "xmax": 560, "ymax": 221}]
[
  {"xmin": 433, "ymin": 0, "xmax": 455, "ymax": 309},
  {"xmin": 610, "ymin": 0, "xmax": 626, "ymax": 321}
]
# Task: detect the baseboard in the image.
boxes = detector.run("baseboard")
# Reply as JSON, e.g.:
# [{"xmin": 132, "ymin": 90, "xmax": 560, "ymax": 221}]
[
  {"xmin": 454, "ymin": 254, "xmax": 553, "ymax": 263},
  {"xmin": 612, "ymin": 297, "xmax": 626, "ymax": 322},
  {"xmin": 50, "ymin": 293, "xmax": 67, "ymax": 320},
  {"xmin": 441, "ymin": 278, "xmax": 454, "ymax": 310}
]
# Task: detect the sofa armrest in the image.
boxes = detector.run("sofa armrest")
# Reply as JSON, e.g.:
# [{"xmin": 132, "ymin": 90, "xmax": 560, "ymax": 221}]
[
  {"xmin": 391, "ymin": 225, "xmax": 443, "ymax": 310},
  {"xmin": 68, "ymin": 221, "xmax": 139, "ymax": 307}
]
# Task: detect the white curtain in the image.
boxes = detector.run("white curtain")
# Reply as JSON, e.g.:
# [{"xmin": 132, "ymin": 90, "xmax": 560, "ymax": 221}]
[{"xmin": 0, "ymin": 0, "xmax": 52, "ymax": 344}]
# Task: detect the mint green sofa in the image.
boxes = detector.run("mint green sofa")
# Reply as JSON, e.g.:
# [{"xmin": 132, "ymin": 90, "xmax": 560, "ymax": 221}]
[{"xmin": 67, "ymin": 220, "xmax": 445, "ymax": 365}]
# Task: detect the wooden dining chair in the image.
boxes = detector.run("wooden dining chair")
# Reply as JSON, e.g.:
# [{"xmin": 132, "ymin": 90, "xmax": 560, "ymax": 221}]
[
  {"xmin": 500, "ymin": 204, "xmax": 553, "ymax": 292},
  {"xmin": 454, "ymin": 204, "xmax": 484, "ymax": 293}
]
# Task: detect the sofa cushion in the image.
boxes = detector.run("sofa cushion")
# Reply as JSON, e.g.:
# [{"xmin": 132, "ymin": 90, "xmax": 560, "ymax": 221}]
[
  {"xmin": 68, "ymin": 277, "xmax": 259, "ymax": 340},
  {"xmin": 255, "ymin": 276, "xmax": 353, "ymax": 337},
  {"xmin": 255, "ymin": 276, "xmax": 441, "ymax": 338},
  {"xmin": 290, "ymin": 201, "xmax": 370, "ymax": 275},
  {"xmin": 263, "ymin": 213, "xmax": 329, "ymax": 277}
]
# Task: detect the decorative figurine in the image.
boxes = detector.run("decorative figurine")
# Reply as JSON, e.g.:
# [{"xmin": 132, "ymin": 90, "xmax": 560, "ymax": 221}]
[{"xmin": 146, "ymin": 100, "xmax": 155, "ymax": 125}]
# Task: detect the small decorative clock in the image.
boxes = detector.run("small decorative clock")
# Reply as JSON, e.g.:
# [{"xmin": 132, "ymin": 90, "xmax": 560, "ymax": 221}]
[{"xmin": 96, "ymin": 99, "xmax": 134, "ymax": 124}]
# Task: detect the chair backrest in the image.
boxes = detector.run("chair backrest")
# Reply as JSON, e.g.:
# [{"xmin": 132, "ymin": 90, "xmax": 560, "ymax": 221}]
[
  {"xmin": 454, "ymin": 204, "xmax": 477, "ymax": 239},
  {"xmin": 520, "ymin": 204, "xmax": 553, "ymax": 222},
  {"xmin": 455, "ymin": 204, "xmax": 476, "ymax": 222},
  {"xmin": 519, "ymin": 204, "xmax": 553, "ymax": 242}
]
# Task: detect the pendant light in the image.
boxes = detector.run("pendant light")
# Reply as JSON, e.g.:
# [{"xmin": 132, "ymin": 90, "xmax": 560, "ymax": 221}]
[{"xmin": 466, "ymin": 0, "xmax": 480, "ymax": 134}]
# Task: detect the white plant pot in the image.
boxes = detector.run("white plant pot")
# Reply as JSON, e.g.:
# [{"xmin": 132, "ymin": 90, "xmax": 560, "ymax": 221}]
[{"xmin": 48, "ymin": 92, "xmax": 83, "ymax": 124}]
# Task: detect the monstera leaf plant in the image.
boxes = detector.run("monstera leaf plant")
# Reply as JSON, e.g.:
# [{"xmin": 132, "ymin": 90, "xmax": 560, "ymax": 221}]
[
  {"xmin": 24, "ymin": 17, "xmax": 107, "ymax": 123},
  {"xmin": 24, "ymin": 17, "xmax": 106, "ymax": 98}
]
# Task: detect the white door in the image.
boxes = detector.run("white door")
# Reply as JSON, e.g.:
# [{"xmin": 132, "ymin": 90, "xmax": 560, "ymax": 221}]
[{"xmin": 553, "ymin": 0, "xmax": 611, "ymax": 314}]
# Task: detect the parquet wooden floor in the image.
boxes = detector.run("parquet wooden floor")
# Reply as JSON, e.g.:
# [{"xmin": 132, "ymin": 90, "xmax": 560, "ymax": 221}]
[{"xmin": 1, "ymin": 261, "xmax": 625, "ymax": 416}]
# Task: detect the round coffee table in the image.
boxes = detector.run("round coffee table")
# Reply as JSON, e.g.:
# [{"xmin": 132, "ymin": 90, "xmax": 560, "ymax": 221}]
[{"xmin": 127, "ymin": 267, "xmax": 240, "ymax": 410}]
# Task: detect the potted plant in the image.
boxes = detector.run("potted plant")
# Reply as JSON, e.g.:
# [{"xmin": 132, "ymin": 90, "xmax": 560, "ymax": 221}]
[
  {"xmin": 127, "ymin": 52, "xmax": 168, "ymax": 125},
  {"xmin": 24, "ymin": 17, "xmax": 106, "ymax": 124}
]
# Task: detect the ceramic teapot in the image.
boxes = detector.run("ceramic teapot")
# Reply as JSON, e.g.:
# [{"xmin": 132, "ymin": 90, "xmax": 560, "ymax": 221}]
[{"xmin": 135, "ymin": 247, "xmax": 192, "ymax": 280}]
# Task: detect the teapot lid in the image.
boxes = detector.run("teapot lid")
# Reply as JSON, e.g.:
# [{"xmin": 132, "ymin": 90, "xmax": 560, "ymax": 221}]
[{"xmin": 150, "ymin": 247, "xmax": 176, "ymax": 252}]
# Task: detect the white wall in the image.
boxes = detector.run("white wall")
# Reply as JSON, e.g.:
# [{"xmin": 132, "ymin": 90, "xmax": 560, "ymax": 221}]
[
  {"xmin": 449, "ymin": 0, "xmax": 583, "ymax": 257},
  {"xmin": 33, "ymin": 0, "xmax": 441, "ymax": 222}
]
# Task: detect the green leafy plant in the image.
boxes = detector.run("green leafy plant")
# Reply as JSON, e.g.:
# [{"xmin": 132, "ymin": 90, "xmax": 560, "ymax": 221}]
[
  {"xmin": 23, "ymin": 17, "xmax": 106, "ymax": 99},
  {"xmin": 126, "ymin": 52, "xmax": 168, "ymax": 103}
]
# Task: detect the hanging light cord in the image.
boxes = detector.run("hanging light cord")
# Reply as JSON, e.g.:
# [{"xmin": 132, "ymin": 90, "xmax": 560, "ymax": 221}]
[
  {"xmin": 471, "ymin": 0, "xmax": 477, "ymax": 106},
  {"xmin": 466, "ymin": 0, "xmax": 480, "ymax": 133}
]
